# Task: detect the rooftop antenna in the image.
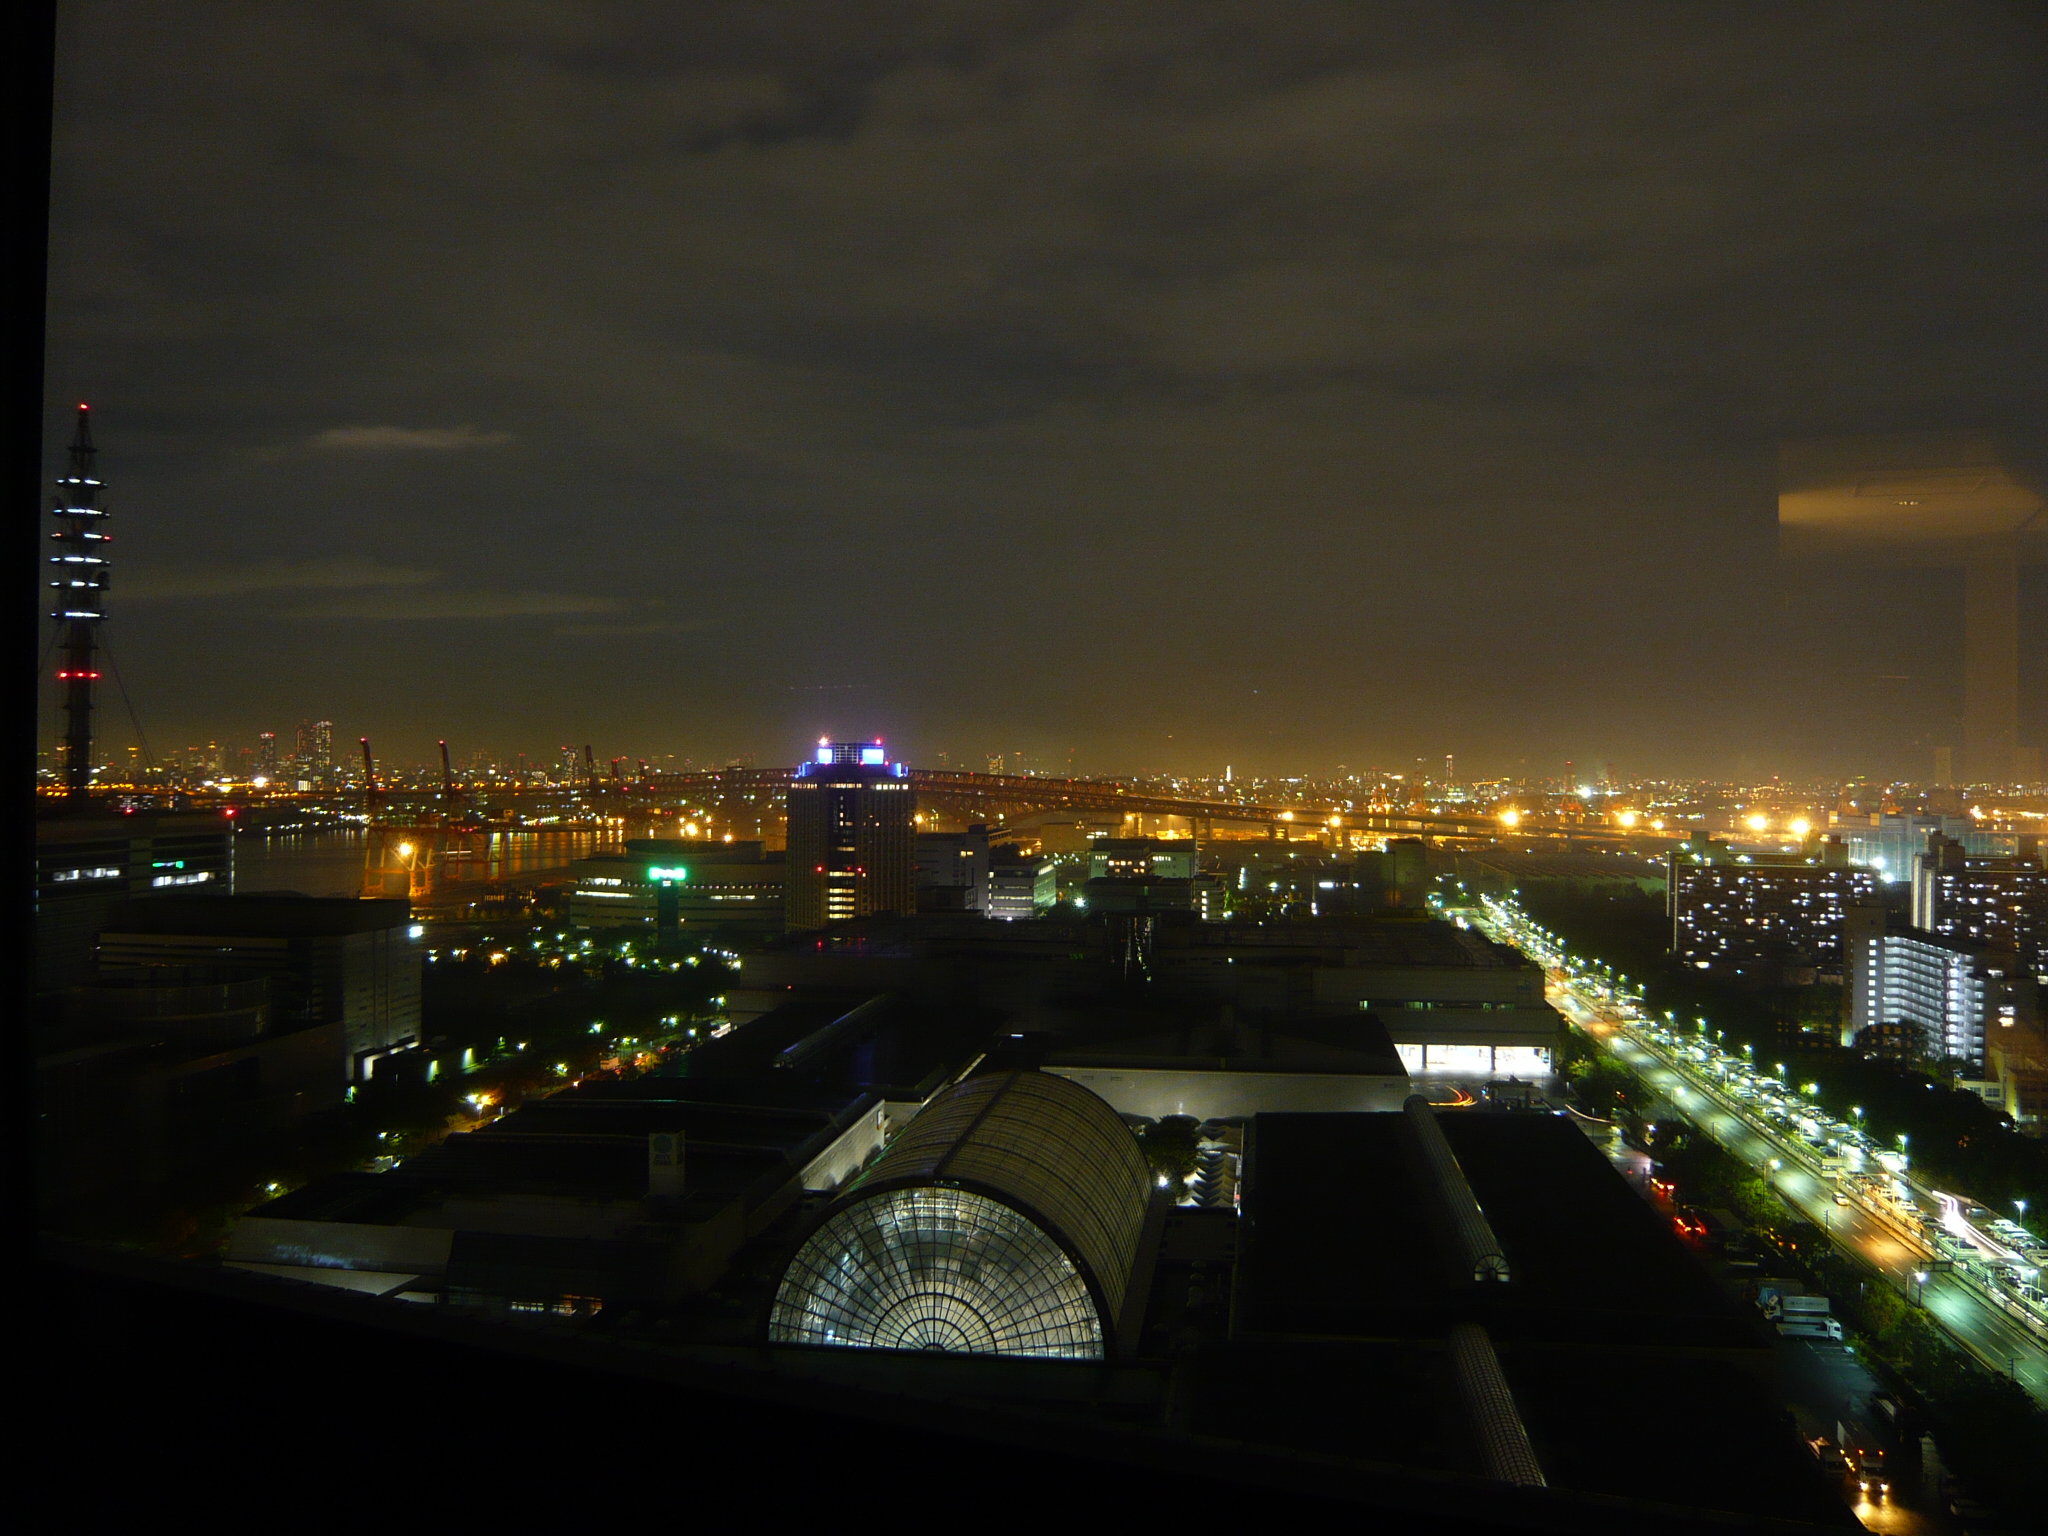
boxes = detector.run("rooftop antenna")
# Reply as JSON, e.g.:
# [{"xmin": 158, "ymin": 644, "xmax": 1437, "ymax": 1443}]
[{"xmin": 50, "ymin": 405, "xmax": 109, "ymax": 797}]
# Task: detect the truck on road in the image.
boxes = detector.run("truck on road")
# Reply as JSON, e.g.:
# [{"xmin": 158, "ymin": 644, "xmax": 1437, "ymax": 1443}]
[{"xmin": 1759, "ymin": 1285, "xmax": 1845, "ymax": 1341}]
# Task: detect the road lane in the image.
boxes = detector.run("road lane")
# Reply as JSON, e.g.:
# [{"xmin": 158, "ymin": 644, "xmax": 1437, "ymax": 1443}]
[{"xmin": 1473, "ymin": 905, "xmax": 2048, "ymax": 1408}]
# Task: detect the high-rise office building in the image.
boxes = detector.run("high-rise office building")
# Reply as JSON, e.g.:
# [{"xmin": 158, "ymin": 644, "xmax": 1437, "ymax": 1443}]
[
  {"xmin": 257, "ymin": 732, "xmax": 278, "ymax": 776},
  {"xmin": 784, "ymin": 741, "xmax": 915, "ymax": 929}
]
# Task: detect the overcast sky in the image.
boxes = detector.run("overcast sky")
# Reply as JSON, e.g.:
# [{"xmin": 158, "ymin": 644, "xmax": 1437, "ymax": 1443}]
[{"xmin": 42, "ymin": 2, "xmax": 2048, "ymax": 778}]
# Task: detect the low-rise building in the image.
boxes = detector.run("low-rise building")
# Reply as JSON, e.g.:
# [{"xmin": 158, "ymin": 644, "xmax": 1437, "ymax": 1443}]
[
  {"xmin": 38, "ymin": 966, "xmax": 344, "ymax": 1206},
  {"xmin": 96, "ymin": 894, "xmax": 420, "ymax": 1081},
  {"xmin": 1088, "ymin": 838, "xmax": 1197, "ymax": 880},
  {"xmin": 1828, "ymin": 811, "xmax": 2004, "ymax": 883},
  {"xmin": 1032, "ymin": 1008, "xmax": 1412, "ymax": 1120},
  {"xmin": 746, "ymin": 911, "xmax": 1562, "ymax": 1078},
  {"xmin": 568, "ymin": 839, "xmax": 785, "ymax": 932},
  {"xmin": 35, "ymin": 810, "xmax": 235, "ymax": 990},
  {"xmin": 988, "ymin": 850, "xmax": 1056, "ymax": 920},
  {"xmin": 1987, "ymin": 1027, "xmax": 2048, "ymax": 1134},
  {"xmin": 225, "ymin": 1078, "xmax": 886, "ymax": 1311},
  {"xmin": 915, "ymin": 825, "xmax": 990, "ymax": 912}
]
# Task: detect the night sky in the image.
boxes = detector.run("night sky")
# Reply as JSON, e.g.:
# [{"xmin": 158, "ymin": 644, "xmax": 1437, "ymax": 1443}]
[{"xmin": 41, "ymin": 3, "xmax": 2048, "ymax": 778}]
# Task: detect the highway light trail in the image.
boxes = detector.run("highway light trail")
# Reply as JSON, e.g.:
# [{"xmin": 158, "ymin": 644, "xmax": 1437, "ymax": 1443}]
[{"xmin": 1474, "ymin": 895, "xmax": 2048, "ymax": 1406}]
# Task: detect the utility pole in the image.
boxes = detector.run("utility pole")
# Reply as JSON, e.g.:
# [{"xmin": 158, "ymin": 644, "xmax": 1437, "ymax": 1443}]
[{"xmin": 50, "ymin": 405, "xmax": 108, "ymax": 798}]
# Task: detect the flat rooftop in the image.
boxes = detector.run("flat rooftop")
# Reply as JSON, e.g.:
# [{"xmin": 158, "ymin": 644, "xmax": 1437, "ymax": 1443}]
[
  {"xmin": 678, "ymin": 989, "xmax": 984, "ymax": 1100},
  {"xmin": 103, "ymin": 894, "xmax": 413, "ymax": 937},
  {"xmin": 1236, "ymin": 1111, "xmax": 1758, "ymax": 1350},
  {"xmin": 1043, "ymin": 1010, "xmax": 1406, "ymax": 1077},
  {"xmin": 1164, "ymin": 917, "xmax": 1537, "ymax": 970},
  {"xmin": 250, "ymin": 1079, "xmax": 881, "ymax": 1221}
]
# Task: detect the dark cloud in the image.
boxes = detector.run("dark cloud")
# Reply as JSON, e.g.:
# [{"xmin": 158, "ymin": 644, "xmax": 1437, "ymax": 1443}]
[
  {"xmin": 43, "ymin": 2, "xmax": 2048, "ymax": 773},
  {"xmin": 121, "ymin": 556, "xmax": 434, "ymax": 601},
  {"xmin": 278, "ymin": 588, "xmax": 624, "ymax": 621},
  {"xmin": 308, "ymin": 425, "xmax": 514, "ymax": 451}
]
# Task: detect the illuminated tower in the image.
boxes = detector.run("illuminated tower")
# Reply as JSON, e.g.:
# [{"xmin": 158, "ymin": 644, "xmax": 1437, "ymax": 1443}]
[
  {"xmin": 49, "ymin": 405, "xmax": 110, "ymax": 797},
  {"xmin": 785, "ymin": 740, "xmax": 916, "ymax": 929}
]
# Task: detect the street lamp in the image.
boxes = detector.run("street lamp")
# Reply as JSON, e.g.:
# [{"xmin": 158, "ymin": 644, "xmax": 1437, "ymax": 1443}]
[{"xmin": 1913, "ymin": 1270, "xmax": 1928, "ymax": 1306}]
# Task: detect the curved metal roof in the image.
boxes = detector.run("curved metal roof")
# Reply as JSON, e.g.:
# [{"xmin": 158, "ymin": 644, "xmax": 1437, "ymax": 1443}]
[
  {"xmin": 767, "ymin": 1070, "xmax": 1153, "ymax": 1357},
  {"xmin": 856, "ymin": 1071, "xmax": 1152, "ymax": 1319}
]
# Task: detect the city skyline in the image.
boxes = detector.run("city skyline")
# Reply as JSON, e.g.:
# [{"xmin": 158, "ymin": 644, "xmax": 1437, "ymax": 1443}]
[{"xmin": 39, "ymin": 4, "xmax": 2048, "ymax": 778}]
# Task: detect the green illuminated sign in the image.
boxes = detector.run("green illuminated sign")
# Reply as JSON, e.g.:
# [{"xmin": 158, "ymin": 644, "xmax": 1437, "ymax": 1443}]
[{"xmin": 648, "ymin": 867, "xmax": 689, "ymax": 883}]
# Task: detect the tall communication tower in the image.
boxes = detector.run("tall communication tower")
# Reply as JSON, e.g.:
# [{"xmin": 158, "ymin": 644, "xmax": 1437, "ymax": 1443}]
[{"xmin": 50, "ymin": 405, "xmax": 110, "ymax": 797}]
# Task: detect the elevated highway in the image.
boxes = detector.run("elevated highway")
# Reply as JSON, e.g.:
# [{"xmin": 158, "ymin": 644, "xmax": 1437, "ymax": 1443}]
[
  {"xmin": 629, "ymin": 766, "xmax": 1673, "ymax": 846},
  {"xmin": 177, "ymin": 765, "xmax": 1673, "ymax": 849}
]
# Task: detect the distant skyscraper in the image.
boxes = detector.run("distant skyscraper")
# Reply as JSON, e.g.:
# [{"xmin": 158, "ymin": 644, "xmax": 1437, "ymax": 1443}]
[
  {"xmin": 294, "ymin": 718, "xmax": 334, "ymax": 776},
  {"xmin": 785, "ymin": 741, "xmax": 915, "ymax": 929},
  {"xmin": 257, "ymin": 732, "xmax": 278, "ymax": 775}
]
